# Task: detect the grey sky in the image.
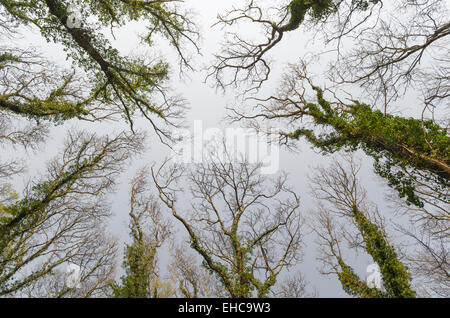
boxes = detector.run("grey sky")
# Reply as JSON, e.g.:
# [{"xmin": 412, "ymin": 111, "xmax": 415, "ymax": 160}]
[{"xmin": 5, "ymin": 0, "xmax": 439, "ymax": 297}]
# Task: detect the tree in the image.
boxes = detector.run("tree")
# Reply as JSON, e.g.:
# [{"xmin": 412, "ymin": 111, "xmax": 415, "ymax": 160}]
[
  {"xmin": 0, "ymin": 0, "xmax": 199, "ymax": 140},
  {"xmin": 0, "ymin": 0, "xmax": 202, "ymax": 297},
  {"xmin": 112, "ymin": 168, "xmax": 227, "ymax": 299},
  {"xmin": 386, "ymin": 186, "xmax": 449, "ymax": 297},
  {"xmin": 398, "ymin": 225, "xmax": 449, "ymax": 298},
  {"xmin": 309, "ymin": 156, "xmax": 415, "ymax": 298},
  {"xmin": 0, "ymin": 112, "xmax": 48, "ymax": 208},
  {"xmin": 208, "ymin": 0, "xmax": 382, "ymax": 92},
  {"xmin": 152, "ymin": 146, "xmax": 304, "ymax": 298},
  {"xmin": 326, "ymin": 0, "xmax": 449, "ymax": 114},
  {"xmin": 214, "ymin": 1, "xmax": 448, "ymax": 297},
  {"xmin": 272, "ymin": 271, "xmax": 315, "ymax": 298},
  {"xmin": 112, "ymin": 167, "xmax": 172, "ymax": 298},
  {"xmin": 0, "ymin": 129, "xmax": 145, "ymax": 296},
  {"xmin": 230, "ymin": 64, "xmax": 449, "ymax": 210},
  {"xmin": 210, "ymin": 0, "xmax": 449, "ymax": 116},
  {"xmin": 168, "ymin": 244, "xmax": 225, "ymax": 298},
  {"xmin": 0, "ymin": 48, "xmax": 112, "ymax": 123},
  {"xmin": 211, "ymin": 0, "xmax": 449, "ymax": 193}
]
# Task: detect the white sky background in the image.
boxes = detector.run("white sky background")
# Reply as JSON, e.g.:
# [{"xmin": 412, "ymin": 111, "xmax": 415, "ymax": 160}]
[{"xmin": 4, "ymin": 0, "xmax": 436, "ymax": 297}]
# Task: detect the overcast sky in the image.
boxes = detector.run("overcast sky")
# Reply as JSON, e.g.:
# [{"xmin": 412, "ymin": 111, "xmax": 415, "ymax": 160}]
[{"xmin": 5, "ymin": 0, "xmax": 433, "ymax": 297}]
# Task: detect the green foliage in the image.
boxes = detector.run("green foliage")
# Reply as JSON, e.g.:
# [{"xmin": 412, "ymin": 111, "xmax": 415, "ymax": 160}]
[
  {"xmin": 0, "ymin": 133, "xmax": 136, "ymax": 295},
  {"xmin": 0, "ymin": 0, "xmax": 196, "ymax": 127},
  {"xmin": 287, "ymin": 87, "xmax": 449, "ymax": 207},
  {"xmin": 0, "ymin": 178, "xmax": 75, "ymax": 293},
  {"xmin": 0, "ymin": 98, "xmax": 90, "ymax": 124},
  {"xmin": 285, "ymin": 0, "xmax": 380, "ymax": 31},
  {"xmin": 289, "ymin": 0, "xmax": 334, "ymax": 22},
  {"xmin": 112, "ymin": 240, "xmax": 156, "ymax": 298},
  {"xmin": 352, "ymin": 206, "xmax": 415, "ymax": 297},
  {"xmin": 187, "ymin": 224, "xmax": 277, "ymax": 298},
  {"xmin": 0, "ymin": 53, "xmax": 21, "ymax": 65},
  {"xmin": 337, "ymin": 258, "xmax": 384, "ymax": 298},
  {"xmin": 0, "ymin": 184, "xmax": 18, "ymax": 208},
  {"xmin": 333, "ymin": 206, "xmax": 415, "ymax": 298},
  {"xmin": 112, "ymin": 185, "xmax": 173, "ymax": 298},
  {"xmin": 0, "ymin": 51, "xmax": 91, "ymax": 123}
]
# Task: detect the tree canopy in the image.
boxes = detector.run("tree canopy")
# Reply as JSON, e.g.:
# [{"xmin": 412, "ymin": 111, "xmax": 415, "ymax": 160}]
[{"xmin": 0, "ymin": 0, "xmax": 448, "ymax": 299}]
